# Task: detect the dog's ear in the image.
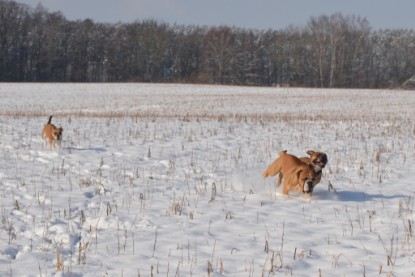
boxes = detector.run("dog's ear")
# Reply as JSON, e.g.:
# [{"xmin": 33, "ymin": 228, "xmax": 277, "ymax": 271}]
[
  {"xmin": 287, "ymin": 168, "xmax": 302, "ymax": 186},
  {"xmin": 296, "ymin": 168, "xmax": 303, "ymax": 180},
  {"xmin": 306, "ymin": 150, "xmax": 316, "ymax": 156}
]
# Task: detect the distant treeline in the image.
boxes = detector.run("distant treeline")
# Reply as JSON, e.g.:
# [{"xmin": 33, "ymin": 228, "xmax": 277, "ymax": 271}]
[{"xmin": 1, "ymin": 0, "xmax": 415, "ymax": 88}]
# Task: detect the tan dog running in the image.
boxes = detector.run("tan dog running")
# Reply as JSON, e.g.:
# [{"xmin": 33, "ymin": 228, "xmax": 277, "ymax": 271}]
[
  {"xmin": 42, "ymin": 115, "xmax": 63, "ymax": 149},
  {"xmin": 299, "ymin": 150, "xmax": 328, "ymax": 186},
  {"xmin": 263, "ymin": 150, "xmax": 316, "ymax": 197}
]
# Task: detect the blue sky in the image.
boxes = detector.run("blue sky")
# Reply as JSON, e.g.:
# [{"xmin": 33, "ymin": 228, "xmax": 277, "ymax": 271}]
[{"xmin": 18, "ymin": 0, "xmax": 414, "ymax": 30}]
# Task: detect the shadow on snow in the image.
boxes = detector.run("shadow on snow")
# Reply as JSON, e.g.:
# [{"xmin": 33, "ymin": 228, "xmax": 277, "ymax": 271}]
[
  {"xmin": 314, "ymin": 189, "xmax": 407, "ymax": 202},
  {"xmin": 65, "ymin": 146, "xmax": 106, "ymax": 153}
]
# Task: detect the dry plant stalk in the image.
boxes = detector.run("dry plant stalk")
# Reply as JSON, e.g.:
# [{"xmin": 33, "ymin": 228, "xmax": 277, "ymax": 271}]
[
  {"xmin": 207, "ymin": 259, "xmax": 213, "ymax": 277},
  {"xmin": 332, "ymin": 253, "xmax": 353, "ymax": 269},
  {"xmin": 218, "ymin": 259, "xmax": 224, "ymax": 274},
  {"xmin": 209, "ymin": 183, "xmax": 217, "ymax": 203},
  {"xmin": 56, "ymin": 247, "xmax": 64, "ymax": 271},
  {"xmin": 269, "ymin": 251, "xmax": 275, "ymax": 273}
]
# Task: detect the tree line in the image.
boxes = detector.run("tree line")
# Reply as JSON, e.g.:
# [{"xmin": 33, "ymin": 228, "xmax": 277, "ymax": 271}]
[{"xmin": 1, "ymin": 0, "xmax": 415, "ymax": 88}]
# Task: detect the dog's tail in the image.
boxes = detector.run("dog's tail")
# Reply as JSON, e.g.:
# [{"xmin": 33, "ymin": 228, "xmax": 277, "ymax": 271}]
[
  {"xmin": 47, "ymin": 115, "xmax": 53, "ymax": 124},
  {"xmin": 278, "ymin": 150, "xmax": 288, "ymax": 156}
]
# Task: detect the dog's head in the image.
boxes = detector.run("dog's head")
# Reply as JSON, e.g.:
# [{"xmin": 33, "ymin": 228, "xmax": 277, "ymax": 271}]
[
  {"xmin": 295, "ymin": 167, "xmax": 316, "ymax": 196},
  {"xmin": 306, "ymin": 150, "xmax": 328, "ymax": 172},
  {"xmin": 53, "ymin": 126, "xmax": 63, "ymax": 141}
]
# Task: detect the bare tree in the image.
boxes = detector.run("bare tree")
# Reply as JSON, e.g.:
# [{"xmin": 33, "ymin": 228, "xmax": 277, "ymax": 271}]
[
  {"xmin": 202, "ymin": 26, "xmax": 236, "ymax": 84},
  {"xmin": 0, "ymin": 0, "xmax": 30, "ymax": 81},
  {"xmin": 308, "ymin": 15, "xmax": 330, "ymax": 87},
  {"xmin": 1, "ymin": 1, "xmax": 414, "ymax": 88}
]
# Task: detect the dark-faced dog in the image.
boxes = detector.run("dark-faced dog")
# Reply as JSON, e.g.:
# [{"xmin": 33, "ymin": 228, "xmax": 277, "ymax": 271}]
[{"xmin": 299, "ymin": 150, "xmax": 328, "ymax": 186}]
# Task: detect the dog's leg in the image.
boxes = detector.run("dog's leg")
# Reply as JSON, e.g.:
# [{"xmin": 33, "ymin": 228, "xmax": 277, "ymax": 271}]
[
  {"xmin": 262, "ymin": 159, "xmax": 282, "ymax": 178},
  {"xmin": 42, "ymin": 133, "xmax": 47, "ymax": 148},
  {"xmin": 49, "ymin": 136, "xmax": 54, "ymax": 149},
  {"xmin": 276, "ymin": 172, "xmax": 283, "ymax": 188},
  {"xmin": 281, "ymin": 182, "xmax": 289, "ymax": 195}
]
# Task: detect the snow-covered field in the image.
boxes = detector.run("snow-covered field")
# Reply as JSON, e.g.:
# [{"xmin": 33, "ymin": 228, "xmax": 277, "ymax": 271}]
[{"xmin": 0, "ymin": 83, "xmax": 414, "ymax": 276}]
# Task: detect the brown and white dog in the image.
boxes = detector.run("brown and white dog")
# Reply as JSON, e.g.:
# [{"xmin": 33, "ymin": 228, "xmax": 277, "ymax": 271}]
[
  {"xmin": 41, "ymin": 115, "xmax": 63, "ymax": 149},
  {"xmin": 299, "ymin": 150, "xmax": 328, "ymax": 186},
  {"xmin": 262, "ymin": 150, "xmax": 316, "ymax": 197}
]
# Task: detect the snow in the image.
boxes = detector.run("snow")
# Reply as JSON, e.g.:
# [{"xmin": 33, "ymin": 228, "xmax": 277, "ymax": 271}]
[{"xmin": 0, "ymin": 83, "xmax": 414, "ymax": 276}]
